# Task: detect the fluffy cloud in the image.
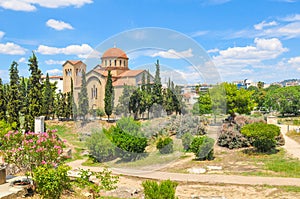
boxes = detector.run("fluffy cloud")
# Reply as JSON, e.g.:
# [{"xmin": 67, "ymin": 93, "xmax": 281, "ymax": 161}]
[
  {"xmin": 281, "ymin": 14, "xmax": 300, "ymax": 21},
  {"xmin": 151, "ymin": 48, "xmax": 193, "ymax": 59},
  {"xmin": 45, "ymin": 69, "xmax": 63, "ymax": 75},
  {"xmin": 37, "ymin": 44, "xmax": 94, "ymax": 58},
  {"xmin": 254, "ymin": 21, "xmax": 278, "ymax": 30},
  {"xmin": 207, "ymin": 48, "xmax": 219, "ymax": 53},
  {"xmin": 0, "ymin": 42, "xmax": 27, "ymax": 55},
  {"xmin": 213, "ymin": 38, "xmax": 288, "ymax": 67},
  {"xmin": 45, "ymin": 59, "xmax": 65, "ymax": 65},
  {"xmin": 46, "ymin": 19, "xmax": 74, "ymax": 31},
  {"xmin": 0, "ymin": 0, "xmax": 93, "ymax": 12}
]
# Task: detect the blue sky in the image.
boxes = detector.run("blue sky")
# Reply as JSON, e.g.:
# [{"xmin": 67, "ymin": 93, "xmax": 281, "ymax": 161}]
[{"xmin": 0, "ymin": 0, "xmax": 300, "ymax": 84}]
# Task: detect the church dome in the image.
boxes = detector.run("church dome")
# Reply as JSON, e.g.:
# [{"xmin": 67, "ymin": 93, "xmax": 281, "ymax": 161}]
[{"xmin": 102, "ymin": 47, "xmax": 128, "ymax": 59}]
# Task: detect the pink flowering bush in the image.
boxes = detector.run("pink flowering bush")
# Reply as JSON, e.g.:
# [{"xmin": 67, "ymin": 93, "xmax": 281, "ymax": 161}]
[{"xmin": 0, "ymin": 129, "xmax": 65, "ymax": 176}]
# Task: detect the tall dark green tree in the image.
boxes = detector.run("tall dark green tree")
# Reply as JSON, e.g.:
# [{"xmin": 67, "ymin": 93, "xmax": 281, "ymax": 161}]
[
  {"xmin": 26, "ymin": 52, "xmax": 43, "ymax": 132},
  {"xmin": 129, "ymin": 88, "xmax": 142, "ymax": 120},
  {"xmin": 104, "ymin": 70, "xmax": 114, "ymax": 120},
  {"xmin": 70, "ymin": 78, "xmax": 77, "ymax": 120},
  {"xmin": 42, "ymin": 73, "xmax": 55, "ymax": 120},
  {"xmin": 152, "ymin": 60, "xmax": 163, "ymax": 117},
  {"xmin": 7, "ymin": 61, "xmax": 21, "ymax": 128},
  {"xmin": 0, "ymin": 78, "xmax": 6, "ymax": 121},
  {"xmin": 78, "ymin": 70, "xmax": 89, "ymax": 121},
  {"xmin": 115, "ymin": 85, "xmax": 136, "ymax": 117}
]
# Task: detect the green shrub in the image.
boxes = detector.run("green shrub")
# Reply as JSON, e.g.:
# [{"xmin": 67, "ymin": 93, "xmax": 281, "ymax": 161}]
[
  {"xmin": 156, "ymin": 137, "xmax": 173, "ymax": 154},
  {"xmin": 86, "ymin": 130, "xmax": 116, "ymax": 162},
  {"xmin": 33, "ymin": 164, "xmax": 71, "ymax": 199},
  {"xmin": 116, "ymin": 116, "xmax": 141, "ymax": 136},
  {"xmin": 142, "ymin": 179, "xmax": 178, "ymax": 199},
  {"xmin": 190, "ymin": 136, "xmax": 214, "ymax": 160},
  {"xmin": 241, "ymin": 122, "xmax": 280, "ymax": 152},
  {"xmin": 181, "ymin": 133, "xmax": 193, "ymax": 151},
  {"xmin": 108, "ymin": 126, "xmax": 148, "ymax": 160}
]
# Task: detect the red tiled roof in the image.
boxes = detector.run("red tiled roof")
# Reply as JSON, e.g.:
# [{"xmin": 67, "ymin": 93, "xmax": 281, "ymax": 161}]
[
  {"xmin": 117, "ymin": 70, "xmax": 144, "ymax": 77},
  {"xmin": 63, "ymin": 60, "xmax": 84, "ymax": 66},
  {"xmin": 102, "ymin": 47, "xmax": 128, "ymax": 59}
]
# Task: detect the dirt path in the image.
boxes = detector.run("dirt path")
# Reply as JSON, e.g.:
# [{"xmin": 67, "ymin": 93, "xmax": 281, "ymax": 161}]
[
  {"xmin": 67, "ymin": 159, "xmax": 300, "ymax": 187},
  {"xmin": 278, "ymin": 124, "xmax": 300, "ymax": 160}
]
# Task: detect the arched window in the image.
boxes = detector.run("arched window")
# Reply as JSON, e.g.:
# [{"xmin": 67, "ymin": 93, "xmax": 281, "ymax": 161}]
[
  {"xmin": 109, "ymin": 60, "xmax": 112, "ymax": 66},
  {"xmin": 119, "ymin": 60, "xmax": 122, "ymax": 66},
  {"xmin": 105, "ymin": 60, "xmax": 107, "ymax": 66},
  {"xmin": 124, "ymin": 60, "xmax": 126, "ymax": 67},
  {"xmin": 114, "ymin": 60, "xmax": 117, "ymax": 67}
]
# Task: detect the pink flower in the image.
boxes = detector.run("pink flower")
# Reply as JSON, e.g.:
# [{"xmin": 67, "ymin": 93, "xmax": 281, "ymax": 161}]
[
  {"xmin": 57, "ymin": 149, "xmax": 62, "ymax": 155},
  {"xmin": 41, "ymin": 160, "xmax": 46, "ymax": 164}
]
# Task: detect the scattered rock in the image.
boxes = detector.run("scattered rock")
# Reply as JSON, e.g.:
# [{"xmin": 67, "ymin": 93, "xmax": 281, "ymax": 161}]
[
  {"xmin": 265, "ymin": 188, "xmax": 278, "ymax": 197},
  {"xmin": 187, "ymin": 168, "xmax": 206, "ymax": 174}
]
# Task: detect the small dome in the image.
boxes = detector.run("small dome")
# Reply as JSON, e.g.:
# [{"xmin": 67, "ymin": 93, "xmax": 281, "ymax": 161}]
[{"xmin": 102, "ymin": 47, "xmax": 128, "ymax": 59}]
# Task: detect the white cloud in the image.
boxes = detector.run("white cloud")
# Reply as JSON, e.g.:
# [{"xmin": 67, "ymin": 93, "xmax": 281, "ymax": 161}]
[
  {"xmin": 37, "ymin": 44, "xmax": 94, "ymax": 58},
  {"xmin": 0, "ymin": 42, "xmax": 27, "ymax": 55},
  {"xmin": 207, "ymin": 48, "xmax": 219, "ymax": 53},
  {"xmin": 263, "ymin": 22, "xmax": 300, "ymax": 38},
  {"xmin": 0, "ymin": 0, "xmax": 93, "ymax": 11},
  {"xmin": 45, "ymin": 69, "xmax": 63, "ymax": 75},
  {"xmin": 254, "ymin": 21, "xmax": 278, "ymax": 30},
  {"xmin": 214, "ymin": 38, "xmax": 287, "ymax": 64},
  {"xmin": 151, "ymin": 48, "xmax": 194, "ymax": 59},
  {"xmin": 45, "ymin": 59, "xmax": 65, "ymax": 65},
  {"xmin": 287, "ymin": 56, "xmax": 300, "ymax": 66},
  {"xmin": 46, "ymin": 19, "xmax": 74, "ymax": 31},
  {"xmin": 0, "ymin": 31, "xmax": 5, "ymax": 39},
  {"xmin": 18, "ymin": 57, "xmax": 26, "ymax": 63},
  {"xmin": 282, "ymin": 14, "xmax": 300, "ymax": 21}
]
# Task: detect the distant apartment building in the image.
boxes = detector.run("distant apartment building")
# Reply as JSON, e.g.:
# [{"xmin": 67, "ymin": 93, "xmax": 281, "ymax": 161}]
[{"xmin": 41, "ymin": 75, "xmax": 63, "ymax": 93}]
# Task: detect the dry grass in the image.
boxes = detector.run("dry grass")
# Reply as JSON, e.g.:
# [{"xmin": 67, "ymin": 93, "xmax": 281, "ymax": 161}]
[{"xmin": 286, "ymin": 130, "xmax": 300, "ymax": 144}]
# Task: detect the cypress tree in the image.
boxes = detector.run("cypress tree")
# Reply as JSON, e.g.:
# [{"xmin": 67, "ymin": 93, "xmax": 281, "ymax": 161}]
[
  {"xmin": 26, "ymin": 52, "xmax": 43, "ymax": 132},
  {"xmin": 152, "ymin": 60, "xmax": 163, "ymax": 117},
  {"xmin": 78, "ymin": 70, "xmax": 89, "ymax": 121},
  {"xmin": 70, "ymin": 78, "xmax": 77, "ymax": 120},
  {"xmin": 42, "ymin": 73, "xmax": 54, "ymax": 120},
  {"xmin": 0, "ymin": 78, "xmax": 6, "ymax": 121},
  {"xmin": 104, "ymin": 70, "xmax": 114, "ymax": 120},
  {"xmin": 7, "ymin": 61, "xmax": 21, "ymax": 128}
]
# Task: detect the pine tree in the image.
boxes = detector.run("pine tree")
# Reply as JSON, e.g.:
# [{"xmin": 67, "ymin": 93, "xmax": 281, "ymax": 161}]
[
  {"xmin": 7, "ymin": 61, "xmax": 21, "ymax": 128},
  {"xmin": 26, "ymin": 52, "xmax": 43, "ymax": 132},
  {"xmin": 0, "ymin": 78, "xmax": 7, "ymax": 121},
  {"xmin": 42, "ymin": 73, "xmax": 54, "ymax": 120},
  {"xmin": 104, "ymin": 70, "xmax": 114, "ymax": 120},
  {"xmin": 78, "ymin": 70, "xmax": 89, "ymax": 121}
]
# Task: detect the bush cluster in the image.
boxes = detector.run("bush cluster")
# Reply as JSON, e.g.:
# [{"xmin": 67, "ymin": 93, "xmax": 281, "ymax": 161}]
[
  {"xmin": 181, "ymin": 132, "xmax": 193, "ymax": 151},
  {"xmin": 156, "ymin": 137, "xmax": 173, "ymax": 154},
  {"xmin": 142, "ymin": 179, "xmax": 178, "ymax": 199},
  {"xmin": 190, "ymin": 136, "xmax": 214, "ymax": 160}
]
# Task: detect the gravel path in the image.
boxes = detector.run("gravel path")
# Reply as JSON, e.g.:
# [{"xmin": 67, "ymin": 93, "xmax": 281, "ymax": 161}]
[{"xmin": 278, "ymin": 124, "xmax": 300, "ymax": 160}]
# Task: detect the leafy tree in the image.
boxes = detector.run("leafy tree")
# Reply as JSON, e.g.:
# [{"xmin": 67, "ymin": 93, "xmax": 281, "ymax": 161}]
[
  {"xmin": 192, "ymin": 92, "xmax": 212, "ymax": 115},
  {"xmin": 163, "ymin": 79, "xmax": 180, "ymax": 115},
  {"xmin": 78, "ymin": 70, "xmax": 89, "ymax": 120},
  {"xmin": 116, "ymin": 116, "xmax": 141, "ymax": 136},
  {"xmin": 26, "ymin": 53, "xmax": 43, "ymax": 132},
  {"xmin": 0, "ymin": 78, "xmax": 7, "ymax": 121},
  {"xmin": 115, "ymin": 85, "xmax": 136, "ymax": 117},
  {"xmin": 129, "ymin": 88, "xmax": 142, "ymax": 120},
  {"xmin": 190, "ymin": 136, "xmax": 214, "ymax": 160},
  {"xmin": 241, "ymin": 122, "xmax": 280, "ymax": 152},
  {"xmin": 42, "ymin": 73, "xmax": 55, "ymax": 120},
  {"xmin": 104, "ymin": 70, "xmax": 114, "ymax": 120},
  {"xmin": 65, "ymin": 92, "xmax": 72, "ymax": 120},
  {"xmin": 257, "ymin": 81, "xmax": 264, "ymax": 89},
  {"xmin": 7, "ymin": 61, "xmax": 21, "ymax": 128}
]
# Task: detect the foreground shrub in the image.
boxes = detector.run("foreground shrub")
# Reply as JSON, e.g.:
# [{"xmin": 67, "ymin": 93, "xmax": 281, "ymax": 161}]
[
  {"xmin": 217, "ymin": 115, "xmax": 264, "ymax": 149},
  {"xmin": 190, "ymin": 136, "xmax": 214, "ymax": 160},
  {"xmin": 241, "ymin": 122, "xmax": 280, "ymax": 152},
  {"xmin": 33, "ymin": 164, "xmax": 71, "ymax": 199},
  {"xmin": 156, "ymin": 137, "xmax": 173, "ymax": 154},
  {"xmin": 181, "ymin": 132, "xmax": 193, "ymax": 151},
  {"xmin": 142, "ymin": 179, "xmax": 178, "ymax": 199},
  {"xmin": 86, "ymin": 130, "xmax": 116, "ymax": 162},
  {"xmin": 74, "ymin": 168, "xmax": 119, "ymax": 198}
]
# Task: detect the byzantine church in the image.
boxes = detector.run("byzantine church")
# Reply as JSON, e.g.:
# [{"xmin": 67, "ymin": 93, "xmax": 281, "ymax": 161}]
[{"xmin": 62, "ymin": 47, "xmax": 152, "ymax": 111}]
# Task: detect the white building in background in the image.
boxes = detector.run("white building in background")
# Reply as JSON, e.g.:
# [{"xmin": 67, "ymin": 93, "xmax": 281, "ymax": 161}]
[{"xmin": 41, "ymin": 75, "xmax": 63, "ymax": 93}]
